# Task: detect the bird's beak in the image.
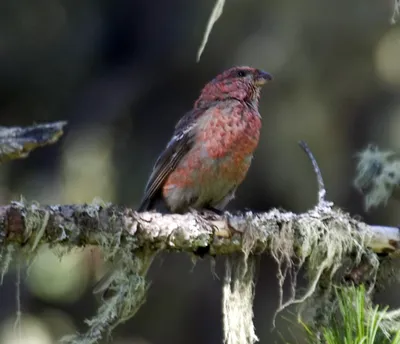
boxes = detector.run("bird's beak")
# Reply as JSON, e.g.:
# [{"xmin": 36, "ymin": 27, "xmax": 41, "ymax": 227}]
[{"xmin": 254, "ymin": 70, "xmax": 273, "ymax": 86}]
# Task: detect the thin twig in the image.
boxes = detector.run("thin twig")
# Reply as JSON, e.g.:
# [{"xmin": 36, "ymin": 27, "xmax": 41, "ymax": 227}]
[
  {"xmin": 298, "ymin": 141, "xmax": 326, "ymax": 205},
  {"xmin": 196, "ymin": 0, "xmax": 225, "ymax": 61}
]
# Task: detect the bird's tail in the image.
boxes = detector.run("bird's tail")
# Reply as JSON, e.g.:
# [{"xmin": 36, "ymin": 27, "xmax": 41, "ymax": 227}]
[
  {"xmin": 138, "ymin": 188, "xmax": 172, "ymax": 213},
  {"xmin": 137, "ymin": 201, "xmax": 149, "ymax": 212}
]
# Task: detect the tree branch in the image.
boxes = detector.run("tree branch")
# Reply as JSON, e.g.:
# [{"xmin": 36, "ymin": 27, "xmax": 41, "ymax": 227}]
[
  {"xmin": 0, "ymin": 121, "xmax": 66, "ymax": 163},
  {"xmin": 1, "ymin": 122, "xmax": 399, "ymax": 344},
  {"xmin": 1, "ymin": 201, "xmax": 398, "ymax": 256}
]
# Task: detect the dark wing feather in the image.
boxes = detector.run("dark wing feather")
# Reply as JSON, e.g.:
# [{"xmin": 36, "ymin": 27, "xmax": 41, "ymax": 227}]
[{"xmin": 137, "ymin": 108, "xmax": 205, "ymax": 211}]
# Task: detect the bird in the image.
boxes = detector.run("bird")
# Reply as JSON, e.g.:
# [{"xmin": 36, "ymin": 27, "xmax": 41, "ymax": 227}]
[
  {"xmin": 93, "ymin": 66, "xmax": 272, "ymax": 296},
  {"xmin": 137, "ymin": 66, "xmax": 272, "ymax": 214}
]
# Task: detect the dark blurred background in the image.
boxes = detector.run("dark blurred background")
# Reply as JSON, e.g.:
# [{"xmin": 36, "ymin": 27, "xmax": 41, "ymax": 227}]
[{"xmin": 0, "ymin": 0, "xmax": 400, "ymax": 343}]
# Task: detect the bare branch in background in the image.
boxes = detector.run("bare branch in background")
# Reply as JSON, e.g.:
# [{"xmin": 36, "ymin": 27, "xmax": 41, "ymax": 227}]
[{"xmin": 0, "ymin": 121, "xmax": 67, "ymax": 164}]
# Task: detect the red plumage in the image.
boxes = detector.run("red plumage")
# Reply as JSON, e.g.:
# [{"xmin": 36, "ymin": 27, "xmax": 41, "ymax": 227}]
[
  {"xmin": 93, "ymin": 66, "xmax": 272, "ymax": 296},
  {"xmin": 138, "ymin": 66, "xmax": 272, "ymax": 213}
]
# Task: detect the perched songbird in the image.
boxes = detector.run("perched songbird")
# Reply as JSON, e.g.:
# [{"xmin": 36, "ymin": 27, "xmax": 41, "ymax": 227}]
[
  {"xmin": 138, "ymin": 66, "xmax": 272, "ymax": 214},
  {"xmin": 93, "ymin": 66, "xmax": 271, "ymax": 296}
]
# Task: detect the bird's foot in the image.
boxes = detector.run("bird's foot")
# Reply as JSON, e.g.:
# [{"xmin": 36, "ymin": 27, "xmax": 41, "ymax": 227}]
[
  {"xmin": 204, "ymin": 206, "xmax": 224, "ymax": 216},
  {"xmin": 188, "ymin": 206, "xmax": 224, "ymax": 219}
]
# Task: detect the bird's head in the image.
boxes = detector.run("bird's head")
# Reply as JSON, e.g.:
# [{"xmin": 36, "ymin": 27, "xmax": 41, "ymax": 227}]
[{"xmin": 195, "ymin": 66, "xmax": 272, "ymax": 108}]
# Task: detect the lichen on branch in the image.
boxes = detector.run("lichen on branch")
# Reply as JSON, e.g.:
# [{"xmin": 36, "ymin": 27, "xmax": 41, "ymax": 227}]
[
  {"xmin": 0, "ymin": 198, "xmax": 397, "ymax": 343},
  {"xmin": 1, "ymin": 122, "xmax": 400, "ymax": 343},
  {"xmin": 0, "ymin": 201, "xmax": 397, "ymax": 256}
]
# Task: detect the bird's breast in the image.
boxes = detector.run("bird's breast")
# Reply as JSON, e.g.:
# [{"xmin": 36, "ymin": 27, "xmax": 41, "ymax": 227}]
[
  {"xmin": 161, "ymin": 104, "xmax": 262, "ymax": 207},
  {"xmin": 194, "ymin": 104, "xmax": 261, "ymax": 181},
  {"xmin": 202, "ymin": 106, "xmax": 261, "ymax": 159}
]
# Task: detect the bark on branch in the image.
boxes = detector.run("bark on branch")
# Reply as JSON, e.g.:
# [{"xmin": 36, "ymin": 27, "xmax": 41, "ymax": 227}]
[
  {"xmin": 1, "ymin": 201, "xmax": 399, "ymax": 256},
  {"xmin": 0, "ymin": 123, "xmax": 396, "ymax": 258}
]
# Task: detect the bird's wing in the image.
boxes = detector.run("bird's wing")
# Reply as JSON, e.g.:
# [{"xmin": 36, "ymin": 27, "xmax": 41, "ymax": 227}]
[{"xmin": 137, "ymin": 107, "xmax": 206, "ymax": 211}]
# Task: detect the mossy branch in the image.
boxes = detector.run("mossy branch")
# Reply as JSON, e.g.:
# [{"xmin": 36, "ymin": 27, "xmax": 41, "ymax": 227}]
[
  {"xmin": 0, "ymin": 200, "xmax": 397, "ymax": 343},
  {"xmin": 0, "ymin": 201, "xmax": 398, "ymax": 256},
  {"xmin": 2, "ymin": 123, "xmax": 400, "ymax": 343}
]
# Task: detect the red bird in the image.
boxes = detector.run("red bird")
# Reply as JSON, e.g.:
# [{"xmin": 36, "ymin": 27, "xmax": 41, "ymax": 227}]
[
  {"xmin": 93, "ymin": 66, "xmax": 271, "ymax": 296},
  {"xmin": 138, "ymin": 66, "xmax": 272, "ymax": 214}
]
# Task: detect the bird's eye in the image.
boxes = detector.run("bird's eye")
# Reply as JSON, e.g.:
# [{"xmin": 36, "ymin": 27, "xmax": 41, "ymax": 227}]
[{"xmin": 236, "ymin": 70, "xmax": 246, "ymax": 77}]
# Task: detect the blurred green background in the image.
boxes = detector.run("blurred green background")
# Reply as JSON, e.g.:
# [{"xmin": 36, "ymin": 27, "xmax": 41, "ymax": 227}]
[{"xmin": 0, "ymin": 0, "xmax": 400, "ymax": 343}]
